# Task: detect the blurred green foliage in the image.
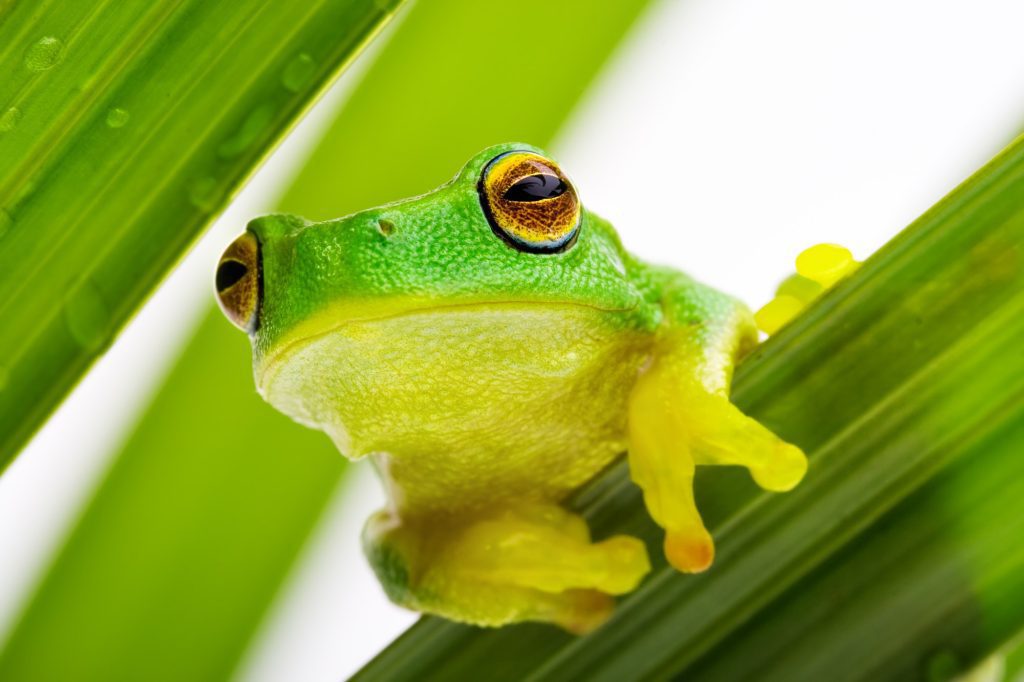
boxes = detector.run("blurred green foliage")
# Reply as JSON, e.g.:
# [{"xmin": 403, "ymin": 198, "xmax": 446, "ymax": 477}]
[
  {"xmin": 280, "ymin": 0, "xmax": 657, "ymax": 217},
  {"xmin": 0, "ymin": 313, "xmax": 342, "ymax": 681}
]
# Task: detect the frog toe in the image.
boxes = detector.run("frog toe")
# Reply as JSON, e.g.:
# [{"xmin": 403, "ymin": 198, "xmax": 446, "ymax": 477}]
[
  {"xmin": 596, "ymin": 535, "xmax": 651, "ymax": 594},
  {"xmin": 664, "ymin": 525, "xmax": 715, "ymax": 574},
  {"xmin": 749, "ymin": 442, "xmax": 808, "ymax": 492},
  {"xmin": 553, "ymin": 590, "xmax": 616, "ymax": 635},
  {"xmin": 685, "ymin": 393, "xmax": 808, "ymax": 495}
]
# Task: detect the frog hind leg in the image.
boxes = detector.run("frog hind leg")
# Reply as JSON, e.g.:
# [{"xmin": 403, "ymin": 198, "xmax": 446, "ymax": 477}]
[{"xmin": 363, "ymin": 503, "xmax": 650, "ymax": 634}]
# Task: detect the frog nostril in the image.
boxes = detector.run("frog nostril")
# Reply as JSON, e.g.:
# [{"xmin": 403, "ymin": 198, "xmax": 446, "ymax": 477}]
[{"xmin": 376, "ymin": 218, "xmax": 396, "ymax": 237}]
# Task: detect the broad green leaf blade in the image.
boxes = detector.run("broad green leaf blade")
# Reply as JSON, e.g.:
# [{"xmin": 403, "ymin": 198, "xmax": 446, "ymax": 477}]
[
  {"xmin": 687, "ymin": 402, "xmax": 1024, "ymax": 681},
  {"xmin": 0, "ymin": 0, "xmax": 656, "ymax": 679},
  {"xmin": 354, "ymin": 137, "xmax": 1024, "ymax": 680},
  {"xmin": 0, "ymin": 0, "xmax": 401, "ymax": 468}
]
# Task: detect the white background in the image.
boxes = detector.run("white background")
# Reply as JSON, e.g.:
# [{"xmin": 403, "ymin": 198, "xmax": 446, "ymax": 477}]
[{"xmin": 3, "ymin": 0, "xmax": 1024, "ymax": 680}]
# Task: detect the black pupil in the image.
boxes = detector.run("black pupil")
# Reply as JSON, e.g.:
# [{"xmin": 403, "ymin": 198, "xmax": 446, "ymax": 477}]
[
  {"xmin": 503, "ymin": 174, "xmax": 567, "ymax": 202},
  {"xmin": 216, "ymin": 260, "xmax": 248, "ymax": 292}
]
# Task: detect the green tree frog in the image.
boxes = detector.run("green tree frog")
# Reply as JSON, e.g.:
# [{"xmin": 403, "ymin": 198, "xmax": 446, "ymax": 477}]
[{"xmin": 215, "ymin": 144, "xmax": 807, "ymax": 633}]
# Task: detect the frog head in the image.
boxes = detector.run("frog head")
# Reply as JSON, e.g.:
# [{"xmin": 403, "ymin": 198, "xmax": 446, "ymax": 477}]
[{"xmin": 214, "ymin": 143, "xmax": 651, "ymax": 454}]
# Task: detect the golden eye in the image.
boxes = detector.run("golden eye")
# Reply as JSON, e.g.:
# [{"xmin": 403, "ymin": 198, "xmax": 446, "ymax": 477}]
[
  {"xmin": 479, "ymin": 151, "xmax": 581, "ymax": 253},
  {"xmin": 215, "ymin": 231, "xmax": 261, "ymax": 333}
]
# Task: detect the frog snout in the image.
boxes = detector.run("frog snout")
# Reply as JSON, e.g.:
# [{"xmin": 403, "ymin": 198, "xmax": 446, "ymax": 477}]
[{"xmin": 215, "ymin": 231, "xmax": 261, "ymax": 333}]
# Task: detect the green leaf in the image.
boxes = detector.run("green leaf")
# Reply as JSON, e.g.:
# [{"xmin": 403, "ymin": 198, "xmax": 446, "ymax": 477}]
[
  {"xmin": 0, "ymin": 0, "xmax": 402, "ymax": 468},
  {"xmin": 1002, "ymin": 635, "xmax": 1024, "ymax": 681},
  {"xmin": 0, "ymin": 0, "xmax": 656, "ymax": 679},
  {"xmin": 354, "ymin": 136, "xmax": 1024, "ymax": 679}
]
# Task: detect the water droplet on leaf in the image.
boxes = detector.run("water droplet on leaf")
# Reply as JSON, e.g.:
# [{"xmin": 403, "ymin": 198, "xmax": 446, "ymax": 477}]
[
  {"xmin": 188, "ymin": 176, "xmax": 220, "ymax": 211},
  {"xmin": 64, "ymin": 280, "xmax": 112, "ymax": 352},
  {"xmin": 281, "ymin": 53, "xmax": 316, "ymax": 92},
  {"xmin": 0, "ymin": 107, "xmax": 22, "ymax": 132},
  {"xmin": 25, "ymin": 36, "xmax": 65, "ymax": 71},
  {"xmin": 106, "ymin": 107, "xmax": 130, "ymax": 128},
  {"xmin": 217, "ymin": 103, "xmax": 274, "ymax": 159}
]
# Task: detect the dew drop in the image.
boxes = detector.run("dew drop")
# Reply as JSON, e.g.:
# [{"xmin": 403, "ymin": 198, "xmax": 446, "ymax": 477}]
[
  {"xmin": 106, "ymin": 107, "xmax": 130, "ymax": 128},
  {"xmin": 217, "ymin": 103, "xmax": 274, "ymax": 159},
  {"xmin": 64, "ymin": 280, "xmax": 112, "ymax": 353},
  {"xmin": 0, "ymin": 107, "xmax": 22, "ymax": 133},
  {"xmin": 281, "ymin": 53, "xmax": 316, "ymax": 93},
  {"xmin": 188, "ymin": 176, "xmax": 220, "ymax": 211},
  {"xmin": 24, "ymin": 36, "xmax": 65, "ymax": 71}
]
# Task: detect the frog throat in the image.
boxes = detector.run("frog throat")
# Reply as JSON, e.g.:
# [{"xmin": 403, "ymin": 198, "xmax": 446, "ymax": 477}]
[{"xmin": 255, "ymin": 297, "xmax": 639, "ymax": 390}]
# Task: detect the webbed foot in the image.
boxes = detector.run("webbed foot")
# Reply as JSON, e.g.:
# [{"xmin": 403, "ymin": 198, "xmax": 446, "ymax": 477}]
[
  {"xmin": 756, "ymin": 243, "xmax": 860, "ymax": 334},
  {"xmin": 363, "ymin": 503, "xmax": 650, "ymax": 633},
  {"xmin": 628, "ymin": 347, "xmax": 808, "ymax": 573}
]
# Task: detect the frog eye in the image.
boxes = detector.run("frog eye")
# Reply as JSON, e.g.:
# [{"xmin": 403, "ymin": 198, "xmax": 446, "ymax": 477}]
[
  {"xmin": 478, "ymin": 151, "xmax": 581, "ymax": 253},
  {"xmin": 215, "ymin": 231, "xmax": 261, "ymax": 333}
]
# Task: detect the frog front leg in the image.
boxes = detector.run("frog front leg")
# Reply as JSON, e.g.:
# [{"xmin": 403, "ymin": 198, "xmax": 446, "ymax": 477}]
[
  {"xmin": 628, "ymin": 275, "xmax": 808, "ymax": 573},
  {"xmin": 364, "ymin": 502, "xmax": 650, "ymax": 633}
]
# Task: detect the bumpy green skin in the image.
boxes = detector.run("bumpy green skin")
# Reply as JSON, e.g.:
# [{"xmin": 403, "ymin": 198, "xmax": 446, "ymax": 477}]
[
  {"xmin": 231, "ymin": 143, "xmax": 803, "ymax": 632},
  {"xmin": 249, "ymin": 144, "xmax": 663, "ymax": 360}
]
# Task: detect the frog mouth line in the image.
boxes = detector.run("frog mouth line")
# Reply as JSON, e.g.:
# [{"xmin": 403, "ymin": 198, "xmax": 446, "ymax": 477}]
[{"xmin": 256, "ymin": 298, "xmax": 637, "ymax": 388}]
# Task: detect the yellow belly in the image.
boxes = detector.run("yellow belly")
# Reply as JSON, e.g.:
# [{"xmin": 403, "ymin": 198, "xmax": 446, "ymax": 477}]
[{"xmin": 259, "ymin": 302, "xmax": 650, "ymax": 513}]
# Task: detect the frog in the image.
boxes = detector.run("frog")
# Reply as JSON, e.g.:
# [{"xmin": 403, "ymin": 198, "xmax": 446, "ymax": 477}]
[{"xmin": 214, "ymin": 143, "xmax": 808, "ymax": 634}]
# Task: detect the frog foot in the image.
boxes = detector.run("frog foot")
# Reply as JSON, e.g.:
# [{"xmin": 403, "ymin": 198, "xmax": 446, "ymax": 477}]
[
  {"xmin": 756, "ymin": 243, "xmax": 860, "ymax": 335},
  {"xmin": 628, "ymin": 356, "xmax": 808, "ymax": 573},
  {"xmin": 363, "ymin": 504, "xmax": 650, "ymax": 633}
]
